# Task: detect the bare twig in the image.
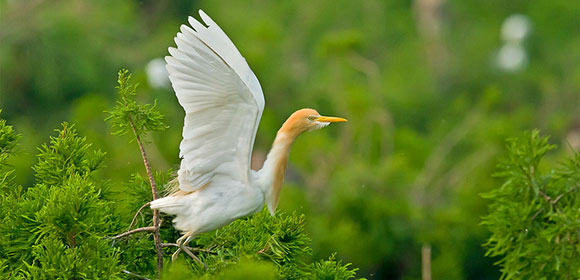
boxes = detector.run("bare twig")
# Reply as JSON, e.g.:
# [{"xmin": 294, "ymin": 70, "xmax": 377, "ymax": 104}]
[
  {"xmin": 413, "ymin": 0, "xmax": 449, "ymax": 77},
  {"xmin": 112, "ymin": 226, "xmax": 155, "ymax": 239},
  {"xmin": 422, "ymin": 244, "xmax": 432, "ymax": 280},
  {"xmin": 128, "ymin": 202, "xmax": 151, "ymax": 230},
  {"xmin": 530, "ymin": 208, "xmax": 543, "ymax": 221},
  {"xmin": 551, "ymin": 186, "xmax": 579, "ymax": 205},
  {"xmin": 128, "ymin": 119, "xmax": 164, "ymax": 275},
  {"xmin": 538, "ymin": 190, "xmax": 552, "ymax": 203},
  {"xmin": 530, "ymin": 186, "xmax": 578, "ymax": 222},
  {"xmin": 129, "ymin": 121, "xmax": 160, "ymax": 199}
]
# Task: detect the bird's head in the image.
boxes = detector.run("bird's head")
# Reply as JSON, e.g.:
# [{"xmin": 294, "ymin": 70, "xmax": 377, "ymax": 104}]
[{"xmin": 280, "ymin": 108, "xmax": 347, "ymax": 135}]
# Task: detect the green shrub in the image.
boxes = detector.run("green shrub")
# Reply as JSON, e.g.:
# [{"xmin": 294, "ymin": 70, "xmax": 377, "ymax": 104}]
[
  {"xmin": 482, "ymin": 131, "xmax": 580, "ymax": 279},
  {"xmin": 0, "ymin": 123, "xmax": 122, "ymax": 278}
]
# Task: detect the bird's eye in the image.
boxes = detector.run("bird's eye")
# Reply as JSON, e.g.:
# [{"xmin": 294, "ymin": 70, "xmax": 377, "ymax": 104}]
[{"xmin": 307, "ymin": 116, "xmax": 317, "ymax": 121}]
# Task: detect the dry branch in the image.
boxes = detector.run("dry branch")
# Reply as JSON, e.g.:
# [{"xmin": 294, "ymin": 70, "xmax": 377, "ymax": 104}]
[
  {"xmin": 128, "ymin": 202, "xmax": 151, "ymax": 231},
  {"xmin": 128, "ymin": 119, "xmax": 164, "ymax": 275},
  {"xmin": 112, "ymin": 226, "xmax": 155, "ymax": 239}
]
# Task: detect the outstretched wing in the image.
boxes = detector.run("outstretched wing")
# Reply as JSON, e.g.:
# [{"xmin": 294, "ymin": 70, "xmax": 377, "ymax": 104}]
[{"xmin": 165, "ymin": 10, "xmax": 265, "ymax": 192}]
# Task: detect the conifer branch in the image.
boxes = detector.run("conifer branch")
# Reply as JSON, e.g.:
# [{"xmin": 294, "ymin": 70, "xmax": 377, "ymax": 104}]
[
  {"xmin": 482, "ymin": 131, "xmax": 580, "ymax": 278},
  {"xmin": 107, "ymin": 69, "xmax": 168, "ymax": 277},
  {"xmin": 538, "ymin": 186, "xmax": 579, "ymax": 205}
]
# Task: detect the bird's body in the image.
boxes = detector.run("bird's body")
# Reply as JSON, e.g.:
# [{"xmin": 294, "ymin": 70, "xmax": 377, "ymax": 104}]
[
  {"xmin": 150, "ymin": 11, "xmax": 346, "ymax": 260},
  {"xmin": 152, "ymin": 175, "xmax": 264, "ymax": 235}
]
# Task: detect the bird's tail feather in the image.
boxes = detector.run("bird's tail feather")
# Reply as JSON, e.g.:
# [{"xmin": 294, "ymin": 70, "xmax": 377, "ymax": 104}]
[{"xmin": 150, "ymin": 196, "xmax": 186, "ymax": 216}]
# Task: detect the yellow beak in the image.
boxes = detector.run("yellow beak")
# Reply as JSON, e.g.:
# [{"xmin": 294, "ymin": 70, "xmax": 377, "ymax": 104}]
[{"xmin": 314, "ymin": 116, "xmax": 348, "ymax": 123}]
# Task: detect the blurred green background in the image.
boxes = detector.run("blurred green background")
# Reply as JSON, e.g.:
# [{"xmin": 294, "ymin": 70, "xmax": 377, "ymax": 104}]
[{"xmin": 1, "ymin": 0, "xmax": 578, "ymax": 279}]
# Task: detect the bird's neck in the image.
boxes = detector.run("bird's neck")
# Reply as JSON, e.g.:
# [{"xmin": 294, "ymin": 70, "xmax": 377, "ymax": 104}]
[{"xmin": 257, "ymin": 121, "xmax": 302, "ymax": 215}]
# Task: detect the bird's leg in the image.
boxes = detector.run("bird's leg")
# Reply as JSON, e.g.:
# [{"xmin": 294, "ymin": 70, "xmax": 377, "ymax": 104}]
[
  {"xmin": 171, "ymin": 233, "xmax": 190, "ymax": 262},
  {"xmin": 171, "ymin": 233, "xmax": 206, "ymax": 268},
  {"xmin": 180, "ymin": 238, "xmax": 207, "ymax": 269}
]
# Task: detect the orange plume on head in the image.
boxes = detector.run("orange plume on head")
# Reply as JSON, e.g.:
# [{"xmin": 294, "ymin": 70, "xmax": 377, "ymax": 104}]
[
  {"xmin": 278, "ymin": 108, "xmax": 320, "ymax": 136},
  {"xmin": 264, "ymin": 108, "xmax": 346, "ymax": 214}
]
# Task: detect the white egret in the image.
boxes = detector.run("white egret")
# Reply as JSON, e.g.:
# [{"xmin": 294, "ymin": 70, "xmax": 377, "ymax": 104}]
[{"xmin": 150, "ymin": 10, "xmax": 347, "ymax": 262}]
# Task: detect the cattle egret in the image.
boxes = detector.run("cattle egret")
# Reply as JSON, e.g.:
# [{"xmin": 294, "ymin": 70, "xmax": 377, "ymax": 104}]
[{"xmin": 150, "ymin": 10, "xmax": 347, "ymax": 262}]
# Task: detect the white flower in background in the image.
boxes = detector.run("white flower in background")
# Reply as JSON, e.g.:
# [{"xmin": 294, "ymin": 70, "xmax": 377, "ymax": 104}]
[
  {"xmin": 494, "ymin": 14, "xmax": 532, "ymax": 72},
  {"xmin": 146, "ymin": 58, "xmax": 171, "ymax": 89},
  {"xmin": 496, "ymin": 44, "xmax": 528, "ymax": 72},
  {"xmin": 501, "ymin": 14, "xmax": 532, "ymax": 43}
]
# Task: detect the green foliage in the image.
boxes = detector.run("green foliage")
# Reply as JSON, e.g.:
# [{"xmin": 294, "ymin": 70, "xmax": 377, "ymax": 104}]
[
  {"xmin": 0, "ymin": 122, "xmax": 122, "ymax": 278},
  {"xmin": 115, "ymin": 171, "xmax": 176, "ymax": 276},
  {"xmin": 216, "ymin": 257, "xmax": 278, "ymax": 280},
  {"xmin": 2, "ymin": 0, "xmax": 578, "ymax": 278},
  {"xmin": 0, "ymin": 113, "xmax": 21, "ymax": 276},
  {"xmin": 482, "ymin": 131, "xmax": 580, "ymax": 279},
  {"xmin": 0, "ymin": 109, "xmax": 20, "ymax": 189},
  {"xmin": 106, "ymin": 69, "xmax": 168, "ymax": 138},
  {"xmin": 166, "ymin": 257, "xmax": 278, "ymax": 280},
  {"xmin": 33, "ymin": 123, "xmax": 105, "ymax": 187},
  {"xmin": 310, "ymin": 254, "xmax": 360, "ymax": 280},
  {"xmin": 0, "ymin": 110, "xmax": 19, "ymax": 158},
  {"xmin": 158, "ymin": 210, "xmax": 364, "ymax": 279},
  {"xmin": 26, "ymin": 234, "xmax": 121, "ymax": 279},
  {"xmin": 190, "ymin": 210, "xmax": 311, "ymax": 279},
  {"xmin": 36, "ymin": 175, "xmax": 116, "ymax": 248}
]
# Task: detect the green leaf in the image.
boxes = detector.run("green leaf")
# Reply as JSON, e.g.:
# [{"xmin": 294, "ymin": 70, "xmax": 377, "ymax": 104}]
[
  {"xmin": 105, "ymin": 69, "xmax": 168, "ymax": 138},
  {"xmin": 482, "ymin": 131, "xmax": 580, "ymax": 279}
]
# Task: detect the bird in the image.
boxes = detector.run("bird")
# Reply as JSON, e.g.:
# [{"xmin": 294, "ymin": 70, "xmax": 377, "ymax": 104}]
[{"xmin": 150, "ymin": 10, "xmax": 347, "ymax": 262}]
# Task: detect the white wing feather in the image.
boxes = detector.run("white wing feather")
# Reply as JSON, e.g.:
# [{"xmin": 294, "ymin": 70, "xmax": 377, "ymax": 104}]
[{"xmin": 166, "ymin": 10, "xmax": 265, "ymax": 192}]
